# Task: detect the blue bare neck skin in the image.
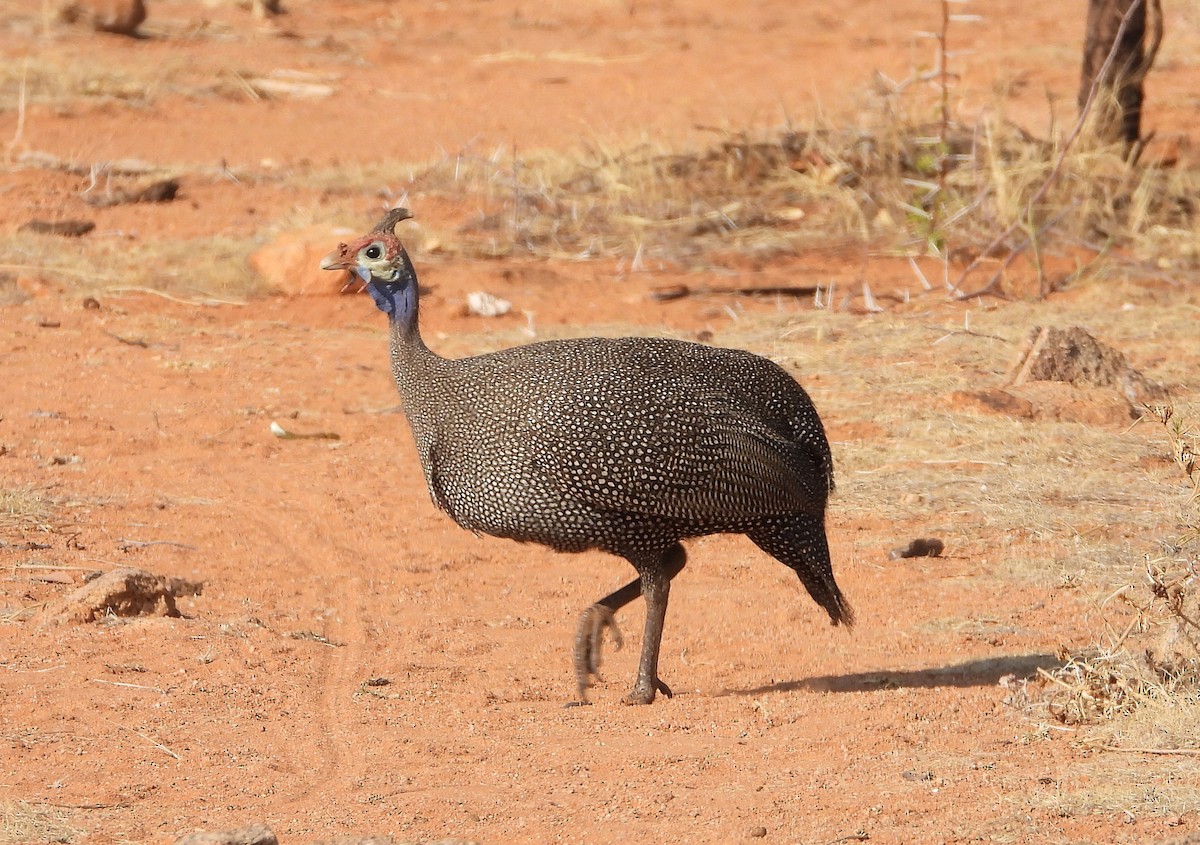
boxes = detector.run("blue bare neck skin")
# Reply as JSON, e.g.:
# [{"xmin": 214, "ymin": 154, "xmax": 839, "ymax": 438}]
[{"xmin": 360, "ymin": 258, "xmax": 419, "ymax": 334}]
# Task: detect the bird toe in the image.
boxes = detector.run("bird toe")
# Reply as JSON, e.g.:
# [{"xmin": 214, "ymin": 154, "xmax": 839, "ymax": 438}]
[{"xmin": 572, "ymin": 603, "xmax": 622, "ymax": 694}]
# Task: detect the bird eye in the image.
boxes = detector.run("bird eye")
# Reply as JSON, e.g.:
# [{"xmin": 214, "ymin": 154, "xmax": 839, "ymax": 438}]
[{"xmin": 364, "ymin": 244, "xmax": 383, "ymax": 260}]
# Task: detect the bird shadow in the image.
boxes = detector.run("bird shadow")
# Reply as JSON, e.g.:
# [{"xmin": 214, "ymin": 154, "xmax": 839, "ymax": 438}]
[{"xmin": 722, "ymin": 652, "xmax": 1063, "ymax": 697}]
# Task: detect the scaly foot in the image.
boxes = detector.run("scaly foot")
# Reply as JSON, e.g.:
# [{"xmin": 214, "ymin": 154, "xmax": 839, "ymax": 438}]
[
  {"xmin": 572, "ymin": 603, "xmax": 623, "ymax": 702},
  {"xmin": 621, "ymin": 677, "xmax": 673, "ymax": 706}
]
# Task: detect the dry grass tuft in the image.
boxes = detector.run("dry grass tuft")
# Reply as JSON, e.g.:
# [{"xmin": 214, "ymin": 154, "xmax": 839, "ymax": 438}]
[
  {"xmin": 0, "ymin": 26, "xmax": 271, "ymax": 113},
  {"xmin": 1039, "ymin": 648, "xmax": 1166, "ymax": 726},
  {"xmin": 399, "ymin": 127, "xmax": 917, "ymax": 263},
  {"xmin": 380, "ymin": 96, "xmax": 1199, "ymax": 283},
  {"xmin": 0, "ymin": 800, "xmax": 79, "ymax": 845},
  {"xmin": 0, "ymin": 486, "xmax": 58, "ymax": 537},
  {"xmin": 0, "ymin": 231, "xmax": 261, "ymax": 301},
  {"xmin": 6, "ymin": 35, "xmax": 1196, "ymax": 299},
  {"xmin": 1031, "ymin": 757, "xmax": 1200, "ymax": 819},
  {"xmin": 1140, "ymin": 404, "xmax": 1200, "ymax": 691},
  {"xmin": 1030, "ymin": 404, "xmax": 1200, "ymax": 743},
  {"xmin": 482, "ymin": 131, "xmax": 877, "ymax": 261}
]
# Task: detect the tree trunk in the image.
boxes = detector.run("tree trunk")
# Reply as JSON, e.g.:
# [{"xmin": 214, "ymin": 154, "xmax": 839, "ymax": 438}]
[{"xmin": 1078, "ymin": 0, "xmax": 1161, "ymax": 149}]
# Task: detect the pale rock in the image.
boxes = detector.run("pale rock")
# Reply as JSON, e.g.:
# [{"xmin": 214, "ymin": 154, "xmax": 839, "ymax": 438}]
[
  {"xmin": 249, "ymin": 225, "xmax": 357, "ymax": 297},
  {"xmin": 466, "ymin": 290, "xmax": 512, "ymax": 317},
  {"xmin": 173, "ymin": 824, "xmax": 278, "ymax": 845},
  {"xmin": 40, "ymin": 568, "xmax": 196, "ymax": 626}
]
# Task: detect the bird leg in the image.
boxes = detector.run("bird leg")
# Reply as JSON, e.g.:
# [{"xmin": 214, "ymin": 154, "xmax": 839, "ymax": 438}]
[
  {"xmin": 624, "ymin": 568, "xmax": 671, "ymax": 706},
  {"xmin": 571, "ymin": 578, "xmax": 640, "ymax": 704},
  {"xmin": 570, "ymin": 544, "xmax": 687, "ymax": 705},
  {"xmin": 622, "ymin": 543, "xmax": 687, "ymax": 705}
]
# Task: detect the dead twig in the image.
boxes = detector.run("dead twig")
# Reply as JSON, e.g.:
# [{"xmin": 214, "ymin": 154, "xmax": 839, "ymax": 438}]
[
  {"xmin": 116, "ymin": 539, "xmax": 197, "ymax": 551},
  {"xmin": 105, "ymin": 287, "xmax": 246, "ymax": 307},
  {"xmin": 954, "ymin": 0, "xmax": 1147, "ymax": 298},
  {"xmin": 957, "ymin": 201, "xmax": 1078, "ymax": 301},
  {"xmin": 14, "ymin": 564, "xmax": 97, "ymax": 572},
  {"xmin": 107, "ymin": 720, "xmax": 181, "ymax": 760},
  {"xmin": 823, "ymin": 834, "xmax": 870, "ymax": 845},
  {"xmin": 103, "ymin": 331, "xmax": 151, "ymax": 348},
  {"xmin": 1093, "ymin": 744, "xmax": 1200, "ymax": 757},
  {"xmin": 90, "ymin": 678, "xmax": 167, "ymax": 694},
  {"xmin": 5, "ymin": 59, "xmax": 28, "ymax": 161},
  {"xmin": 286, "ymin": 630, "xmax": 344, "ymax": 647},
  {"xmin": 19, "ymin": 219, "xmax": 95, "ymax": 238},
  {"xmin": 37, "ymin": 801, "xmax": 129, "ymax": 810},
  {"xmin": 648, "ymin": 283, "xmax": 821, "ymax": 302}
]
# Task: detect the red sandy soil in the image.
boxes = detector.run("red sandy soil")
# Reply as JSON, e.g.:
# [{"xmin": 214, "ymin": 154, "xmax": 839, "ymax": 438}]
[{"xmin": 2, "ymin": 2, "xmax": 1198, "ymax": 844}]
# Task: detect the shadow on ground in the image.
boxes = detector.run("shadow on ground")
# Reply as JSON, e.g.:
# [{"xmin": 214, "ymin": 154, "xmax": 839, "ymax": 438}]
[{"xmin": 726, "ymin": 653, "xmax": 1062, "ymax": 696}]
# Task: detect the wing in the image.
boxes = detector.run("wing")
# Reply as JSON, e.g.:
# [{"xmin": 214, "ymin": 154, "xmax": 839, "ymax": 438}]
[{"xmin": 529, "ymin": 378, "xmax": 826, "ymax": 523}]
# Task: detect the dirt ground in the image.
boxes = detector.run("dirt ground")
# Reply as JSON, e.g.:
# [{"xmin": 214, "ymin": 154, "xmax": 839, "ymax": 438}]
[{"xmin": 2, "ymin": 1, "xmax": 1200, "ymax": 844}]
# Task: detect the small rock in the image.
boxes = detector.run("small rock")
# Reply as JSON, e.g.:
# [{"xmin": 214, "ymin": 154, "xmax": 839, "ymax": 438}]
[
  {"xmin": 84, "ymin": 178, "xmax": 180, "ymax": 208},
  {"xmin": 173, "ymin": 824, "xmax": 278, "ymax": 845},
  {"xmin": 250, "ymin": 0, "xmax": 284, "ymax": 17},
  {"xmin": 57, "ymin": 0, "xmax": 146, "ymax": 35},
  {"xmin": 19, "ymin": 219, "xmax": 95, "ymax": 238},
  {"xmin": 748, "ymin": 825, "xmax": 768, "ymax": 838},
  {"xmin": 888, "ymin": 538, "xmax": 945, "ymax": 560}
]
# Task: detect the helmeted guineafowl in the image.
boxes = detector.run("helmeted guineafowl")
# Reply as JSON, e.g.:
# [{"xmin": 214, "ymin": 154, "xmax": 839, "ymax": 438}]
[{"xmin": 321, "ymin": 207, "xmax": 853, "ymax": 705}]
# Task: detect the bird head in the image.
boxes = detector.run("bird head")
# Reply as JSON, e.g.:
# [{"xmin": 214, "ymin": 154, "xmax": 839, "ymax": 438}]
[{"xmin": 320, "ymin": 207, "xmax": 415, "ymax": 316}]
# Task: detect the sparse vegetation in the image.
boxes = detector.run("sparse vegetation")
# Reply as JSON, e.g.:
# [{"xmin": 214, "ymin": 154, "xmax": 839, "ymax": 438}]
[
  {"xmin": 1, "ymin": 1, "xmax": 1199, "ymax": 839},
  {"xmin": 0, "ymin": 800, "xmax": 78, "ymax": 845},
  {"xmin": 1025, "ymin": 404, "xmax": 1200, "ymax": 750},
  {"xmin": 317, "ymin": 82, "xmax": 1199, "ymax": 302},
  {"xmin": 2, "ymin": 4, "xmax": 1196, "ymax": 300},
  {"xmin": 0, "ymin": 485, "xmax": 57, "ymax": 537},
  {"xmin": 0, "ymin": 230, "xmax": 259, "ymax": 301}
]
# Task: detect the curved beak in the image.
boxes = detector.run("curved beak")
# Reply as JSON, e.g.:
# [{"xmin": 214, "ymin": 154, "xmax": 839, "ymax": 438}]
[{"xmin": 320, "ymin": 247, "xmax": 353, "ymax": 272}]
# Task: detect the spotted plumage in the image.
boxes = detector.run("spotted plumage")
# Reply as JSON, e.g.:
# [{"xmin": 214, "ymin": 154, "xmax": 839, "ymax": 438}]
[{"xmin": 322, "ymin": 207, "xmax": 852, "ymax": 705}]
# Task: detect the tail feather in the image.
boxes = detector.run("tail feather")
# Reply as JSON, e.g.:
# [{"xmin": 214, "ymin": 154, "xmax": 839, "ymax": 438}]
[
  {"xmin": 748, "ymin": 516, "xmax": 853, "ymax": 627},
  {"xmin": 803, "ymin": 572, "xmax": 854, "ymax": 627}
]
